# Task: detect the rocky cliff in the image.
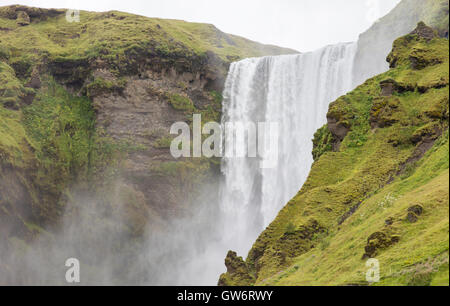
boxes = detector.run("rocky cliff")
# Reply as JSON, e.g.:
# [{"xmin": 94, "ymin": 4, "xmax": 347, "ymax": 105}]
[
  {"xmin": 219, "ymin": 22, "xmax": 449, "ymax": 286},
  {"xmin": 353, "ymin": 0, "xmax": 449, "ymax": 87},
  {"xmin": 0, "ymin": 5, "xmax": 296, "ymax": 284}
]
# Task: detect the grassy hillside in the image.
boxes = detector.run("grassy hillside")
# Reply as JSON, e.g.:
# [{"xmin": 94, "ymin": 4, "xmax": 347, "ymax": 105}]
[
  {"xmin": 219, "ymin": 22, "xmax": 449, "ymax": 286},
  {"xmin": 0, "ymin": 6, "xmax": 296, "ymax": 80},
  {"xmin": 0, "ymin": 6, "xmax": 296, "ymax": 60}
]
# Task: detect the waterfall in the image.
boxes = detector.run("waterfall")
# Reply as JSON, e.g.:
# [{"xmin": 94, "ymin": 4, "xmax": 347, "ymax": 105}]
[
  {"xmin": 137, "ymin": 42, "xmax": 360, "ymax": 285},
  {"xmin": 218, "ymin": 42, "xmax": 357, "ymax": 257},
  {"xmin": 138, "ymin": 2, "xmax": 430, "ymax": 285},
  {"xmin": 172, "ymin": 0, "xmax": 430, "ymax": 285}
]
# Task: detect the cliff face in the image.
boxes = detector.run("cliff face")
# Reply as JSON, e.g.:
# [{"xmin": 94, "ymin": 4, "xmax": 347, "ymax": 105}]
[
  {"xmin": 220, "ymin": 23, "xmax": 449, "ymax": 286},
  {"xmin": 0, "ymin": 5, "xmax": 296, "ymax": 282},
  {"xmin": 352, "ymin": 0, "xmax": 449, "ymax": 87}
]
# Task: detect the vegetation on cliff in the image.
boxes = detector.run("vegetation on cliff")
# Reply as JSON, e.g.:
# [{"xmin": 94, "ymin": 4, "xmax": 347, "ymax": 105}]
[
  {"xmin": 0, "ymin": 4, "xmax": 294, "ymax": 260},
  {"xmin": 219, "ymin": 23, "xmax": 449, "ymax": 286},
  {"xmin": 0, "ymin": 5, "xmax": 296, "ymax": 88}
]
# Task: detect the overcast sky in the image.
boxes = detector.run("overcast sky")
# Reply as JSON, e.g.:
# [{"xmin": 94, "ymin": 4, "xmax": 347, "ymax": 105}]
[{"xmin": 1, "ymin": 0, "xmax": 401, "ymax": 51}]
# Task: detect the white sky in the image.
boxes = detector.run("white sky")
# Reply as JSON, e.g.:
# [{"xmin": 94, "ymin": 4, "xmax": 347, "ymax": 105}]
[{"xmin": 1, "ymin": 0, "xmax": 401, "ymax": 52}]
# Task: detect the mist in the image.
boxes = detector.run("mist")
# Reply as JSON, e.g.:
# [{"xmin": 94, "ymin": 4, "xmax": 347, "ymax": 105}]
[{"xmin": 0, "ymin": 173, "xmax": 228, "ymax": 285}]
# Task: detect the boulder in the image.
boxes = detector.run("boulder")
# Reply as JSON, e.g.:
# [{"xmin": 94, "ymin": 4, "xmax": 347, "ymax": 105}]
[
  {"xmin": 410, "ymin": 21, "xmax": 438, "ymax": 41},
  {"xmin": 218, "ymin": 251, "xmax": 254, "ymax": 286},
  {"xmin": 363, "ymin": 231, "xmax": 400, "ymax": 259},
  {"xmin": 406, "ymin": 205, "xmax": 424, "ymax": 223},
  {"xmin": 379, "ymin": 78, "xmax": 415, "ymax": 96}
]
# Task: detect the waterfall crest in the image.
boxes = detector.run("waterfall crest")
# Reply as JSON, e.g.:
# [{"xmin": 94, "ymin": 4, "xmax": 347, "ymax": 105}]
[{"xmin": 219, "ymin": 42, "xmax": 357, "ymax": 256}]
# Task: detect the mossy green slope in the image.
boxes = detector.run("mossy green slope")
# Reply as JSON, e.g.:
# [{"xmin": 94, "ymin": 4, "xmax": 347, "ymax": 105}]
[
  {"xmin": 0, "ymin": 5, "xmax": 296, "ymax": 61},
  {"xmin": 0, "ymin": 65, "xmax": 116, "ymax": 227},
  {"xmin": 219, "ymin": 23, "xmax": 449, "ymax": 286},
  {"xmin": 0, "ymin": 5, "xmax": 296, "ymax": 82}
]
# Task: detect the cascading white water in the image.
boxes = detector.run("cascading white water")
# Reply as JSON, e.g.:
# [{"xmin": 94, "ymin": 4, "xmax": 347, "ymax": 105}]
[
  {"xmin": 161, "ymin": 1, "xmax": 424, "ymax": 284},
  {"xmin": 2, "ymin": 0, "xmax": 431, "ymax": 286},
  {"xmin": 219, "ymin": 42, "xmax": 358, "ymax": 257}
]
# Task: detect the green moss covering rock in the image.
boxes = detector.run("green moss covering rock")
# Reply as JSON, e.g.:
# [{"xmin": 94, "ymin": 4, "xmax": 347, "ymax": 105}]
[
  {"xmin": 0, "ymin": 4, "xmax": 294, "ymax": 249},
  {"xmin": 220, "ymin": 23, "xmax": 449, "ymax": 286},
  {"xmin": 218, "ymin": 251, "xmax": 255, "ymax": 286},
  {"xmin": 0, "ymin": 62, "xmax": 34, "ymax": 109},
  {"xmin": 312, "ymin": 125, "xmax": 334, "ymax": 161},
  {"xmin": 166, "ymin": 92, "xmax": 194, "ymax": 111}
]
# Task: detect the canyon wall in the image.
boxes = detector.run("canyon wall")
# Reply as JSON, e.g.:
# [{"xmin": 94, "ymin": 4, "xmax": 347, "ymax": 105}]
[{"xmin": 0, "ymin": 5, "xmax": 296, "ymax": 284}]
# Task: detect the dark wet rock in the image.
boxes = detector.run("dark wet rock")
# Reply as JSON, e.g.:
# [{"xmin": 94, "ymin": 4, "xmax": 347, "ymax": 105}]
[
  {"xmin": 276, "ymin": 220, "xmax": 325, "ymax": 258},
  {"xmin": 424, "ymin": 95, "xmax": 449, "ymax": 120},
  {"xmin": 403, "ymin": 23, "xmax": 442, "ymax": 70},
  {"xmin": 26, "ymin": 68, "xmax": 41, "ymax": 89},
  {"xmin": 380, "ymin": 79, "xmax": 396, "ymax": 96},
  {"xmin": 407, "ymin": 205, "xmax": 424, "ymax": 223},
  {"xmin": 407, "ymin": 212, "xmax": 419, "ymax": 223},
  {"xmin": 385, "ymin": 218, "xmax": 394, "ymax": 226},
  {"xmin": 410, "ymin": 52, "xmax": 443, "ymax": 70},
  {"xmin": 327, "ymin": 117, "xmax": 350, "ymax": 151},
  {"xmin": 386, "ymin": 22, "xmax": 439, "ymax": 70},
  {"xmin": 379, "ymin": 78, "xmax": 415, "ymax": 96},
  {"xmin": 396, "ymin": 127, "xmax": 443, "ymax": 178},
  {"xmin": 410, "ymin": 21, "xmax": 438, "ymax": 41},
  {"xmin": 362, "ymin": 231, "xmax": 400, "ymax": 259},
  {"xmin": 16, "ymin": 11, "xmax": 30, "ymax": 26},
  {"xmin": 408, "ymin": 205, "xmax": 424, "ymax": 216},
  {"xmin": 327, "ymin": 117, "xmax": 350, "ymax": 141},
  {"xmin": 338, "ymin": 201, "xmax": 362, "ymax": 225},
  {"xmin": 224, "ymin": 251, "xmax": 248, "ymax": 275},
  {"xmin": 1, "ymin": 99, "xmax": 19, "ymax": 110},
  {"xmin": 218, "ymin": 251, "xmax": 254, "ymax": 286},
  {"xmin": 20, "ymin": 92, "xmax": 35, "ymax": 105},
  {"xmin": 0, "ymin": 5, "xmax": 64, "ymax": 22},
  {"xmin": 411, "ymin": 122, "xmax": 442, "ymax": 144},
  {"xmin": 370, "ymin": 97, "xmax": 401, "ymax": 129}
]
